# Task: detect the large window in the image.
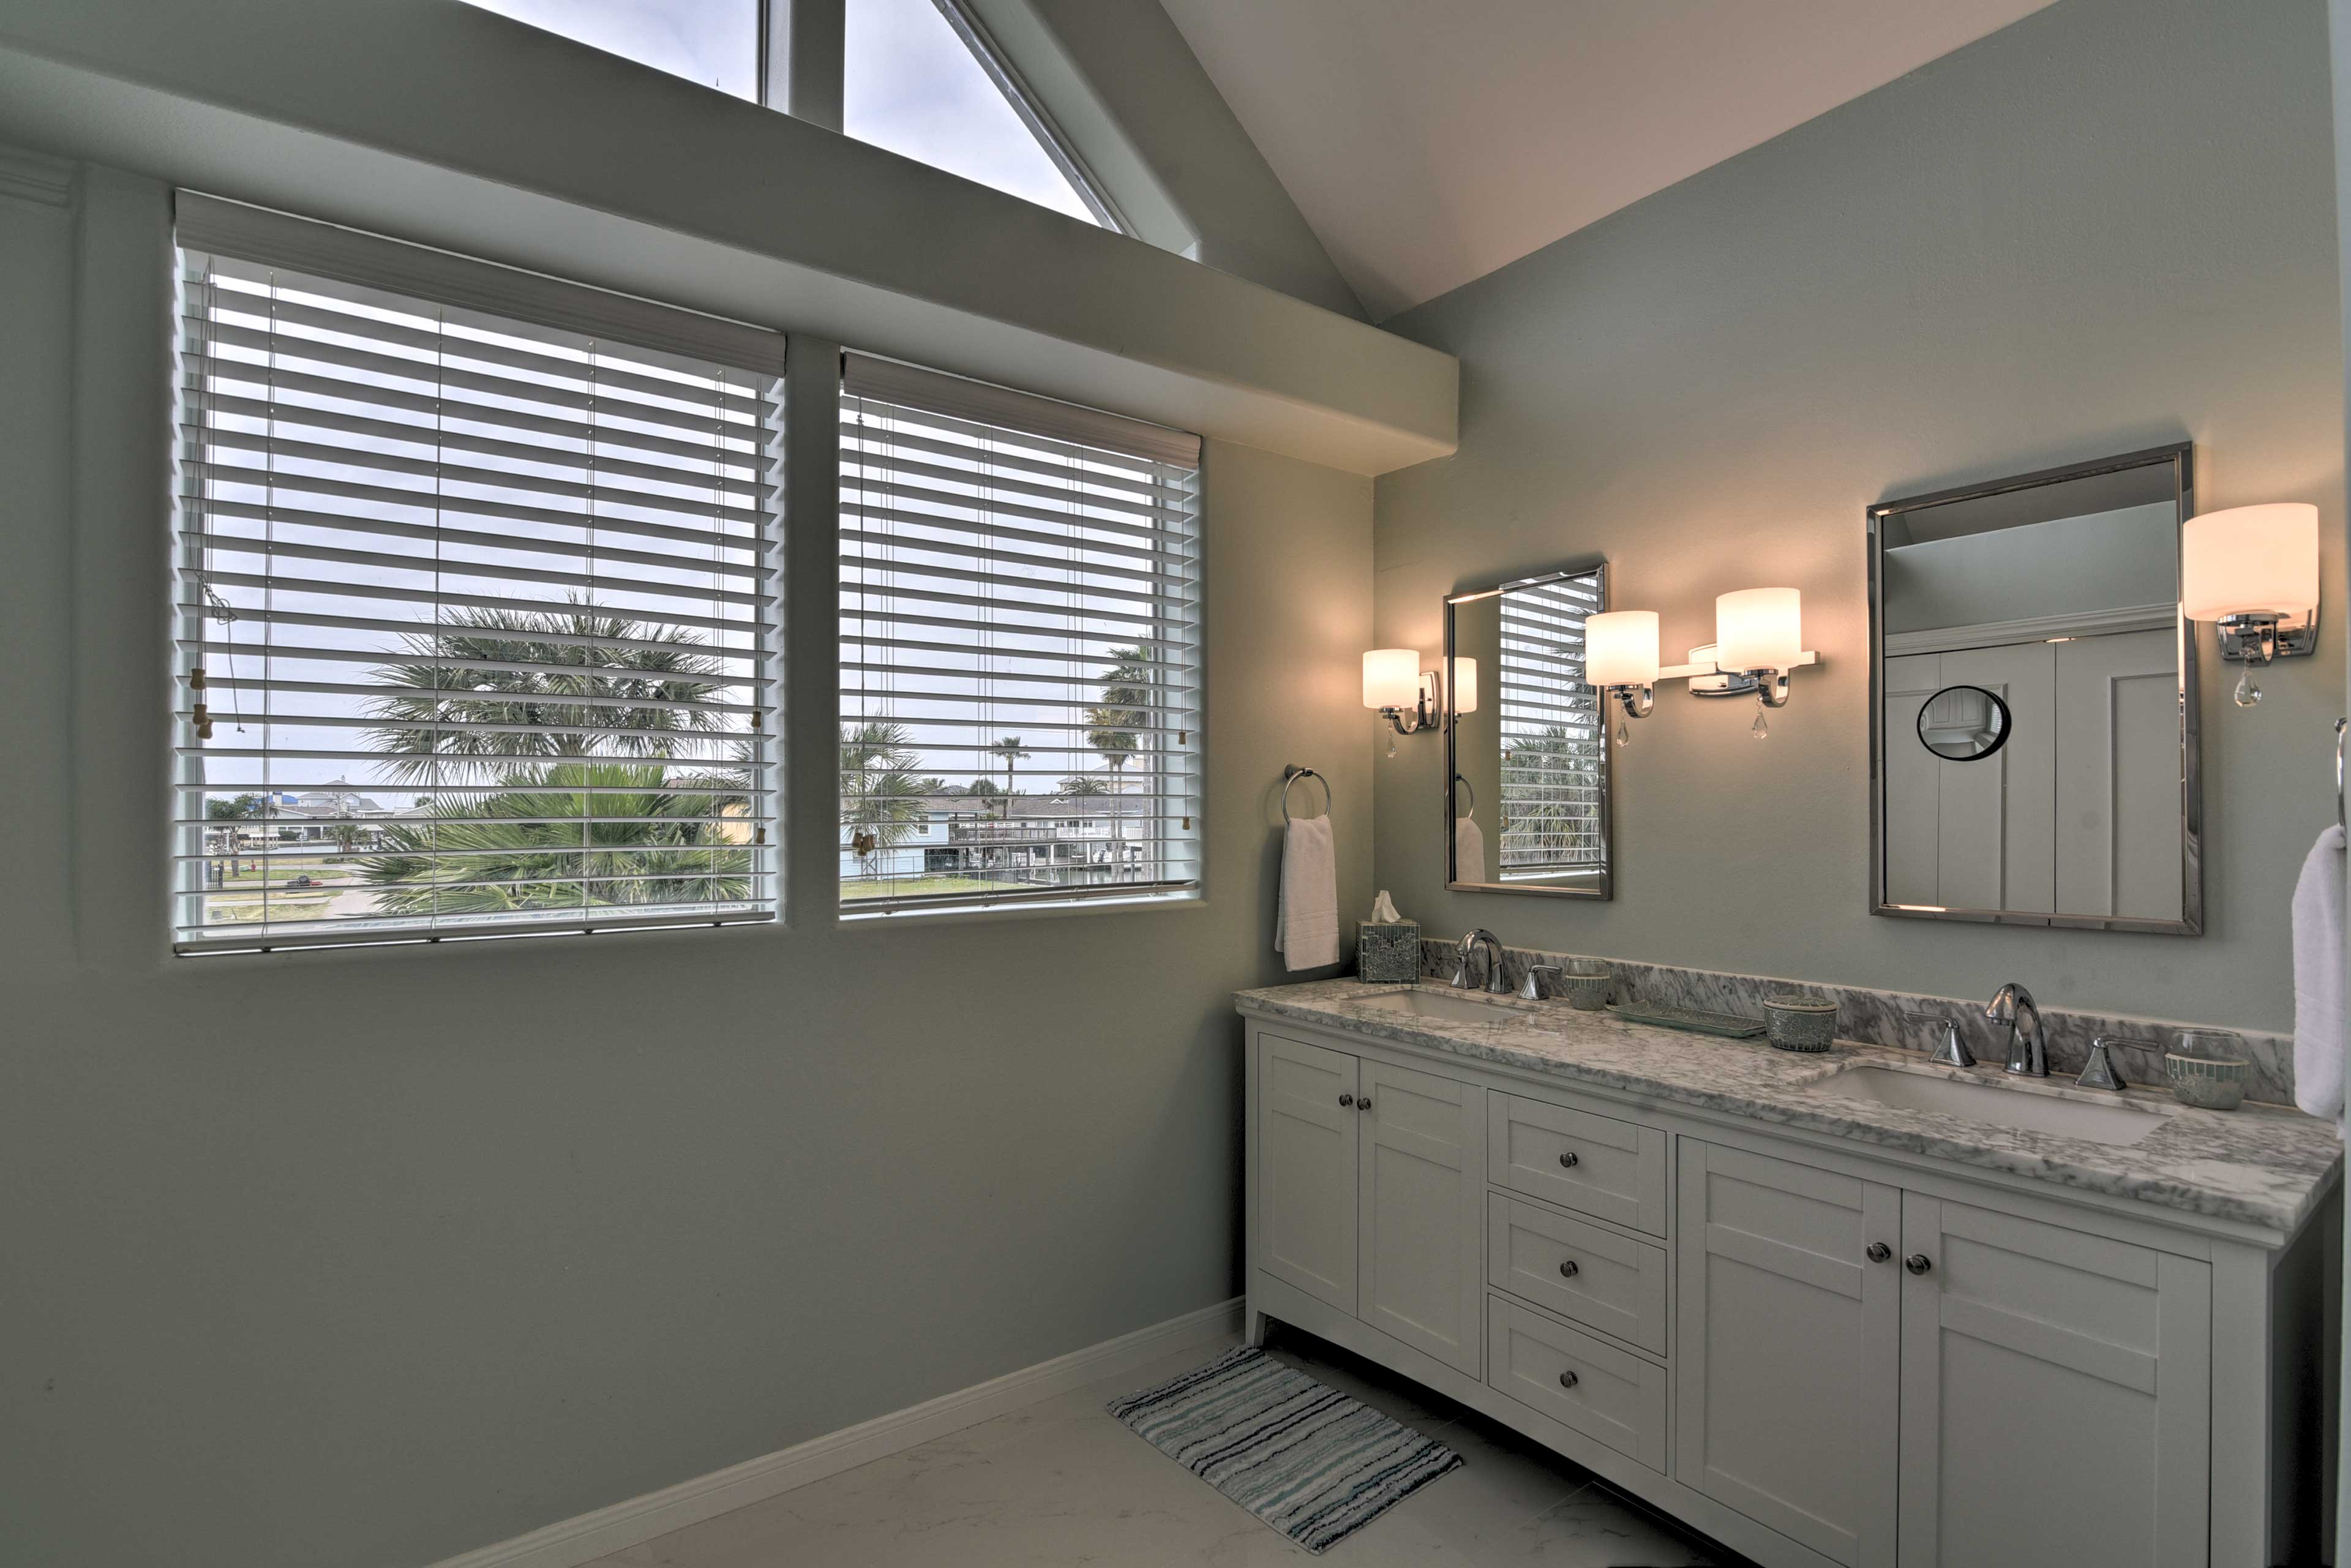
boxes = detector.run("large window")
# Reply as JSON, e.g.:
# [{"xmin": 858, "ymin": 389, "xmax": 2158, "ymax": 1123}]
[
  {"xmin": 173, "ymin": 198, "xmax": 784, "ymax": 954},
  {"xmin": 838, "ymin": 354, "xmax": 1202, "ymax": 914},
  {"xmin": 459, "ymin": 0, "xmax": 1114, "ymax": 225}
]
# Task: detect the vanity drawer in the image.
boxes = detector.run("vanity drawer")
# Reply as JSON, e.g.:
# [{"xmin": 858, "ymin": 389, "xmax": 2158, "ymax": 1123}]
[
  {"xmin": 1487, "ymin": 1294, "xmax": 1668, "ymax": 1472},
  {"xmin": 1487, "ymin": 1092, "xmax": 1670, "ymax": 1236},
  {"xmin": 1488, "ymin": 1193, "xmax": 1667, "ymax": 1354}
]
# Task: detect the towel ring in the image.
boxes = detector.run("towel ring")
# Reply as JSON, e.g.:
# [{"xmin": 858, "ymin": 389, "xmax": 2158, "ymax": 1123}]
[
  {"xmin": 1282, "ymin": 765, "xmax": 1330, "ymax": 824},
  {"xmin": 2336, "ymin": 718, "xmax": 2345, "ymax": 831},
  {"xmin": 1452, "ymin": 773, "xmax": 1476, "ymax": 819}
]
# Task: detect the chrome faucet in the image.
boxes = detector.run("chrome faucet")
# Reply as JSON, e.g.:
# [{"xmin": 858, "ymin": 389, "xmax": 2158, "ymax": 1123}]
[
  {"xmin": 1985, "ymin": 983, "xmax": 2048, "ymax": 1077},
  {"xmin": 1454, "ymin": 929, "xmax": 1509, "ymax": 994}
]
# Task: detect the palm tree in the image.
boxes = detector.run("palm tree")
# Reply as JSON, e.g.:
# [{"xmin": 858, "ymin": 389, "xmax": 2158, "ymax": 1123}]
[
  {"xmin": 365, "ymin": 604, "xmax": 732, "ymax": 783},
  {"xmin": 1089, "ymin": 645, "xmax": 1153, "ymax": 874},
  {"xmin": 361, "ymin": 607, "xmax": 750, "ymax": 913},
  {"xmin": 359, "ymin": 762, "xmax": 752, "ymax": 915},
  {"xmin": 1059, "ymin": 775, "xmax": 1108, "ymax": 797},
  {"xmin": 988, "ymin": 736, "xmax": 1030, "ymax": 819},
  {"xmin": 840, "ymin": 721, "xmax": 931, "ymax": 872}
]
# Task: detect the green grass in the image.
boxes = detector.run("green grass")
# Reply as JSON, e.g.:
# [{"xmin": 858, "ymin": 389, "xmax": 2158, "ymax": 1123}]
[{"xmin": 842, "ymin": 876, "xmax": 1031, "ymax": 901}]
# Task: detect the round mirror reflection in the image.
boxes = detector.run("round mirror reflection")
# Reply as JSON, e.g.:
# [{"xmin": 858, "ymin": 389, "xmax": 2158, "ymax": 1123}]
[{"xmin": 1916, "ymin": 685, "xmax": 2011, "ymax": 762}]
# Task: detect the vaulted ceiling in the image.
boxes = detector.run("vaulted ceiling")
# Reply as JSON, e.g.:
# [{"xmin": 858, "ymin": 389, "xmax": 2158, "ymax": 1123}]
[{"xmin": 1157, "ymin": 0, "xmax": 2058, "ymax": 320}]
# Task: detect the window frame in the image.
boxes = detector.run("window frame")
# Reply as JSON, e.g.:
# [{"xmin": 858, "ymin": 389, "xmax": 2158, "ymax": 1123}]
[
  {"xmin": 834, "ymin": 351, "xmax": 1204, "ymax": 920},
  {"xmin": 169, "ymin": 195, "xmax": 790, "ymax": 956}
]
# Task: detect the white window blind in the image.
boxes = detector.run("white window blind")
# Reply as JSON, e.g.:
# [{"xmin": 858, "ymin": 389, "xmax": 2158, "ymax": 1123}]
[
  {"xmin": 1499, "ymin": 578, "xmax": 1605, "ymax": 880},
  {"xmin": 839, "ymin": 353, "xmax": 1203, "ymax": 915},
  {"xmin": 173, "ymin": 197, "xmax": 785, "ymax": 954}
]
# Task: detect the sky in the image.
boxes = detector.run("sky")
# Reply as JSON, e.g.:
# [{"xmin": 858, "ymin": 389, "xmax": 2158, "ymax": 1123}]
[
  {"xmin": 461, "ymin": 0, "xmax": 1098, "ymax": 222},
  {"xmin": 187, "ymin": 4, "xmax": 1138, "ymax": 931}
]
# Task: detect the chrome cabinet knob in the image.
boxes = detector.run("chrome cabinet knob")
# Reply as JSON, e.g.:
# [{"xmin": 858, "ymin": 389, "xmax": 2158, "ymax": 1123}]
[
  {"xmin": 1905, "ymin": 1253, "xmax": 1933, "ymax": 1275},
  {"xmin": 1558, "ymin": 1370, "xmax": 1580, "ymax": 1390},
  {"xmin": 1558, "ymin": 1151, "xmax": 1580, "ymax": 1169},
  {"xmin": 1338, "ymin": 1093, "xmax": 1354, "ymax": 1106},
  {"xmin": 1559, "ymin": 1259, "xmax": 1580, "ymax": 1279},
  {"xmin": 1867, "ymin": 1243, "xmax": 1891, "ymax": 1262}
]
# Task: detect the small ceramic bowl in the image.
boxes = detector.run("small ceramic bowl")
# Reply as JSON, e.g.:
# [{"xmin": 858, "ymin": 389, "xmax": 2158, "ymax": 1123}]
[
  {"xmin": 1763, "ymin": 994, "xmax": 1838, "ymax": 1052},
  {"xmin": 1558, "ymin": 959, "xmax": 1611, "ymax": 1011},
  {"xmin": 2165, "ymin": 1030, "xmax": 2250, "ymax": 1111}
]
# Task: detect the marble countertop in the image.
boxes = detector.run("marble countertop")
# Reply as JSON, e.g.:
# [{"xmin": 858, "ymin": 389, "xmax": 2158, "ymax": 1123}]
[{"xmin": 1237, "ymin": 980, "xmax": 2343, "ymax": 1236}]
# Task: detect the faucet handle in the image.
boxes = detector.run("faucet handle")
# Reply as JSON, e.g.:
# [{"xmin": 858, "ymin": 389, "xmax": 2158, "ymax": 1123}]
[
  {"xmin": 1518, "ymin": 964, "xmax": 1562, "ymax": 1001},
  {"xmin": 2078, "ymin": 1035, "xmax": 2158, "ymax": 1092},
  {"xmin": 1903, "ymin": 1010, "xmax": 1975, "ymax": 1068}
]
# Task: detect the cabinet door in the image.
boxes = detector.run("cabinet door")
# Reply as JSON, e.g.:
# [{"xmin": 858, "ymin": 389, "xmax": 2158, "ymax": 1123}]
[
  {"xmin": 1676, "ymin": 1141, "xmax": 1900, "ymax": 1568},
  {"xmin": 1356, "ymin": 1059, "xmax": 1483, "ymax": 1374},
  {"xmin": 2053, "ymin": 628, "xmax": 2185, "ymax": 922},
  {"xmin": 1258, "ymin": 1033, "xmax": 1359, "ymax": 1313},
  {"xmin": 1899, "ymin": 1195, "xmax": 2210, "ymax": 1568}
]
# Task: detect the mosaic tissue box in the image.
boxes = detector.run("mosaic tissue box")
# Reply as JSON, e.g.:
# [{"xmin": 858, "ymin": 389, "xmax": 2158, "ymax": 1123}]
[{"xmin": 1357, "ymin": 920, "xmax": 1421, "ymax": 983}]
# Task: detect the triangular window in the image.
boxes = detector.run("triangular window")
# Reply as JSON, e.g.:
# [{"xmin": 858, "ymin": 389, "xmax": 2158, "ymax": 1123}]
[
  {"xmin": 846, "ymin": 0, "xmax": 1110, "ymax": 227},
  {"xmin": 459, "ymin": 1, "xmax": 760, "ymax": 100}
]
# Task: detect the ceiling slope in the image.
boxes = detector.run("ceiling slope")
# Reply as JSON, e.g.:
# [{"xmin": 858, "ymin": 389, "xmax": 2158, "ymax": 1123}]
[{"xmin": 1160, "ymin": 0, "xmax": 2058, "ymax": 319}]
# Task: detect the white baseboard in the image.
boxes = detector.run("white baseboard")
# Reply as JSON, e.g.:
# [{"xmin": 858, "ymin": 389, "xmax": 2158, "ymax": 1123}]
[{"xmin": 427, "ymin": 1296, "xmax": 1243, "ymax": 1568}]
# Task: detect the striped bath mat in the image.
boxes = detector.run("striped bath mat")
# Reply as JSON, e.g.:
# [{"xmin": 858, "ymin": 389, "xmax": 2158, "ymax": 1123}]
[{"xmin": 1109, "ymin": 1345, "xmax": 1461, "ymax": 1553}]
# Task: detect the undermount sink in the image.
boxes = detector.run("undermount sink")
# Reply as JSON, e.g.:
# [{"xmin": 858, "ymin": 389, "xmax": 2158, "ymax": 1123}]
[
  {"xmin": 1360, "ymin": 988, "xmax": 1528, "ymax": 1024},
  {"xmin": 1799, "ymin": 1062, "xmax": 2170, "ymax": 1147}
]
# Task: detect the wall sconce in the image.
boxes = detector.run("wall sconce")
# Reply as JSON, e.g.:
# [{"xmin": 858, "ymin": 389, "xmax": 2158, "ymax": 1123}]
[
  {"xmin": 1363, "ymin": 648, "xmax": 1440, "ymax": 756},
  {"xmin": 2181, "ymin": 503, "xmax": 2320, "ymax": 708},
  {"xmin": 1585, "ymin": 610, "xmax": 1659, "ymax": 746},
  {"xmin": 1449, "ymin": 656, "xmax": 1477, "ymax": 717},
  {"xmin": 1714, "ymin": 588, "xmax": 1804, "ymax": 737},
  {"xmin": 1635, "ymin": 589, "xmax": 1817, "ymax": 740}
]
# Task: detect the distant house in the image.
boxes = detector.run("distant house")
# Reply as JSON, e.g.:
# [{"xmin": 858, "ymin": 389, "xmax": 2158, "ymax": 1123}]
[
  {"xmin": 844, "ymin": 789, "xmax": 1155, "ymax": 886},
  {"xmin": 210, "ymin": 780, "xmax": 430, "ymax": 850}
]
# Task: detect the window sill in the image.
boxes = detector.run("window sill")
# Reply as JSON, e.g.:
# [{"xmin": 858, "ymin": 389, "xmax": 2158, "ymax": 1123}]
[{"xmin": 838, "ymin": 886, "xmax": 1205, "ymax": 930}]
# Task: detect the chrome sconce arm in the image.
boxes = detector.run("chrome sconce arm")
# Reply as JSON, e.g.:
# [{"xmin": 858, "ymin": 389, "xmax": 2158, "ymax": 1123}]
[
  {"xmin": 1375, "ymin": 670, "xmax": 1444, "ymax": 738},
  {"xmin": 1603, "ymin": 681, "xmax": 1655, "ymax": 722}
]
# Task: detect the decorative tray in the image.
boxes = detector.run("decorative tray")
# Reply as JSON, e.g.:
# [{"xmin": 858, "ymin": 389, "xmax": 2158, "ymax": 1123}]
[{"xmin": 1607, "ymin": 1002, "xmax": 1768, "ymax": 1039}]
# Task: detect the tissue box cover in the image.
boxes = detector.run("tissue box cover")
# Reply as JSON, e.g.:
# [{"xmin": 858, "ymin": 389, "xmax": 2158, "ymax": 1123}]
[{"xmin": 1357, "ymin": 920, "xmax": 1420, "ymax": 983}]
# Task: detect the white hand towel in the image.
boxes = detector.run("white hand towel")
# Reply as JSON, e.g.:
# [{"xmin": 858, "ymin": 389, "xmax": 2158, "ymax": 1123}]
[
  {"xmin": 2293, "ymin": 823, "xmax": 2347, "ymax": 1131},
  {"xmin": 1454, "ymin": 816, "xmax": 1487, "ymax": 884},
  {"xmin": 1275, "ymin": 813, "xmax": 1338, "ymax": 970}
]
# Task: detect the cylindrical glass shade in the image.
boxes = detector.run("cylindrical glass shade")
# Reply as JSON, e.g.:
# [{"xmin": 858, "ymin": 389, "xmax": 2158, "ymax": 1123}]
[
  {"xmin": 1716, "ymin": 588, "xmax": 1802, "ymax": 672},
  {"xmin": 1584, "ymin": 611, "xmax": 1660, "ymax": 688},
  {"xmin": 2181, "ymin": 503, "xmax": 2319, "ymax": 620},
  {"xmin": 1449, "ymin": 656, "xmax": 1478, "ymax": 714},
  {"xmin": 1362, "ymin": 648, "xmax": 1421, "ymax": 710}
]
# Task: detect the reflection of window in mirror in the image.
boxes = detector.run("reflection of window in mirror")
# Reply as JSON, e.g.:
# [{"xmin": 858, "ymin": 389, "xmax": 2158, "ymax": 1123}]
[{"xmin": 1448, "ymin": 565, "xmax": 1610, "ymax": 897}]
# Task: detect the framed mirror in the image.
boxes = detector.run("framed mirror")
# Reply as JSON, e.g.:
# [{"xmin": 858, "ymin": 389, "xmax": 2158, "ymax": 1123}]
[
  {"xmin": 1869, "ymin": 443, "xmax": 2200, "ymax": 933},
  {"xmin": 1445, "ymin": 561, "xmax": 1613, "ymax": 898}
]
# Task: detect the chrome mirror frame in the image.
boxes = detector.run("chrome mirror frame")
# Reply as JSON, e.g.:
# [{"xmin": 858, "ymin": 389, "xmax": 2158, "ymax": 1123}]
[
  {"xmin": 1867, "ymin": 442, "xmax": 2202, "ymax": 935},
  {"xmin": 1444, "ymin": 558, "xmax": 1614, "ymax": 901}
]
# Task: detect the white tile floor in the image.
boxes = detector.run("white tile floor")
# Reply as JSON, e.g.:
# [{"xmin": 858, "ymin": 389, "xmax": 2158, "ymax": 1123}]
[{"xmin": 583, "ymin": 1329, "xmax": 1750, "ymax": 1567}]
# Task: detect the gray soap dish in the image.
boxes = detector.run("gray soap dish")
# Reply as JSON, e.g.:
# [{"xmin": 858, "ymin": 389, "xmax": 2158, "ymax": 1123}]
[{"xmin": 1608, "ymin": 1002, "xmax": 1767, "ymax": 1040}]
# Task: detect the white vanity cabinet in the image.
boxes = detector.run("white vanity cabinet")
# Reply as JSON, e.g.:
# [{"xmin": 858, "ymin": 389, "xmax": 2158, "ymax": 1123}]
[
  {"xmin": 1255, "ymin": 1030, "xmax": 1486, "ymax": 1375},
  {"xmin": 1676, "ymin": 1141, "xmax": 1901, "ymax": 1566},
  {"xmin": 1242, "ymin": 1011, "xmax": 2328, "ymax": 1568},
  {"xmin": 1895, "ymin": 1193, "xmax": 2211, "ymax": 1568}
]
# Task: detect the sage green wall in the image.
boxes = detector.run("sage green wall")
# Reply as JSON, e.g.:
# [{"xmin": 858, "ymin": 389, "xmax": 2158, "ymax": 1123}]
[
  {"xmin": 1374, "ymin": 0, "xmax": 2344, "ymax": 1032},
  {"xmin": 0, "ymin": 163, "xmax": 1373, "ymax": 1568}
]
